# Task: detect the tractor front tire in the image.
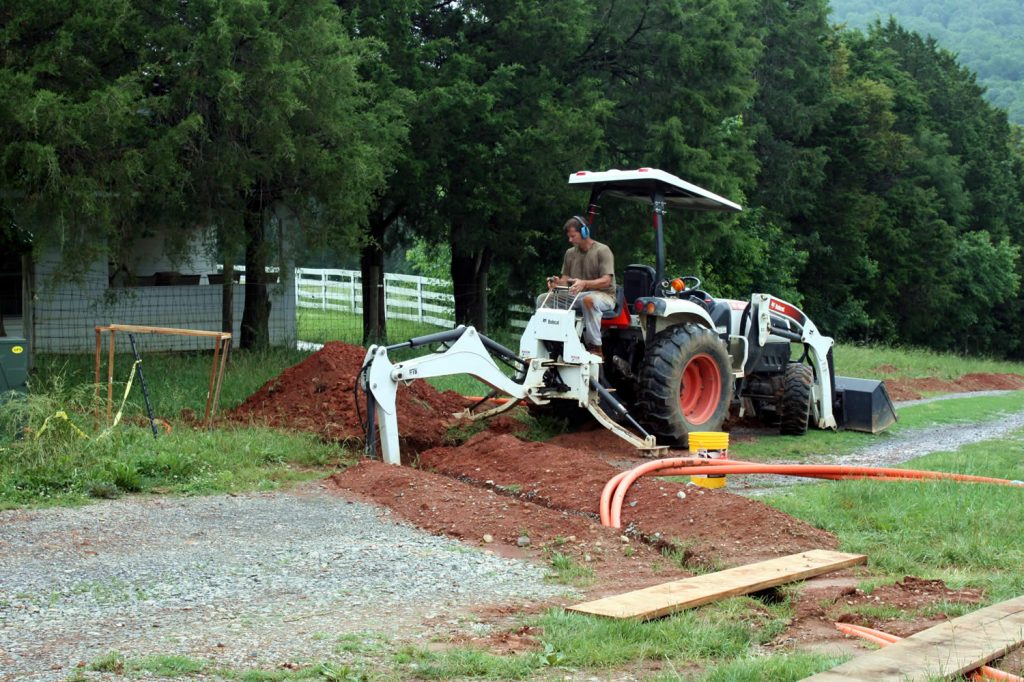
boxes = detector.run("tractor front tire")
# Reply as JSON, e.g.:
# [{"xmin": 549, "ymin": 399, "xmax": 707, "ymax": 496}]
[
  {"xmin": 636, "ymin": 323, "xmax": 733, "ymax": 447},
  {"xmin": 779, "ymin": 362, "xmax": 813, "ymax": 436}
]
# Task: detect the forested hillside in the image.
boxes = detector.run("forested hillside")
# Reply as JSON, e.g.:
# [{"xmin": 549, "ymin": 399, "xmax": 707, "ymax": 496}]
[
  {"xmin": 830, "ymin": 0, "xmax": 1024, "ymax": 123},
  {"xmin": 3, "ymin": 1, "xmax": 1024, "ymax": 358}
]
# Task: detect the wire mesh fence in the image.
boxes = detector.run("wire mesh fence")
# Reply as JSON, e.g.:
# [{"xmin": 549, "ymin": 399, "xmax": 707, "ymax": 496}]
[{"xmin": 25, "ymin": 265, "xmax": 534, "ymax": 356}]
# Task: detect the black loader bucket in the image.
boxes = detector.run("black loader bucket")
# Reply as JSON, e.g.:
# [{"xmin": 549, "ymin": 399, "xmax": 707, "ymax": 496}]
[{"xmin": 834, "ymin": 376, "xmax": 898, "ymax": 433}]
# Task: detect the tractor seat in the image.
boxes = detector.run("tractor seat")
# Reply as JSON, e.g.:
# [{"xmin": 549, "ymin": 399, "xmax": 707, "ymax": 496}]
[
  {"xmin": 602, "ymin": 286, "xmax": 626, "ymax": 319},
  {"xmin": 623, "ymin": 264, "xmax": 657, "ymax": 304},
  {"xmin": 707, "ymin": 299, "xmax": 732, "ymax": 329}
]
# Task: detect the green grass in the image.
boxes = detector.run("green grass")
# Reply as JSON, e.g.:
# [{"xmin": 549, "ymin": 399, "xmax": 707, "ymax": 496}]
[
  {"xmin": 765, "ymin": 430, "xmax": 1024, "ymax": 599},
  {"xmin": 546, "ymin": 551, "xmax": 596, "ymax": 587},
  {"xmin": 0, "ymin": 421, "xmax": 352, "ymax": 509},
  {"xmin": 298, "ymin": 309, "xmax": 452, "ymax": 346},
  {"xmin": 89, "ymin": 651, "xmax": 370, "ymax": 680},
  {"xmin": 682, "ymin": 652, "xmax": 848, "ymax": 682},
  {"xmin": 32, "ymin": 346, "xmax": 308, "ymax": 418},
  {"xmin": 390, "ymin": 601, "xmax": 786, "ymax": 679},
  {"xmin": 833, "ymin": 342, "xmax": 1024, "ymax": 380},
  {"xmin": 730, "ymin": 390, "xmax": 1024, "ymax": 462}
]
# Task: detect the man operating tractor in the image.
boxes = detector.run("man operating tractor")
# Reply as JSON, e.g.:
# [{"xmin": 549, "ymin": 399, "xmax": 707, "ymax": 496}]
[{"xmin": 536, "ymin": 216, "xmax": 617, "ymax": 357}]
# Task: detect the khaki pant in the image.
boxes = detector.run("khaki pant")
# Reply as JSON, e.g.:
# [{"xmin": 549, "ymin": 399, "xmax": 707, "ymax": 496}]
[{"xmin": 534, "ymin": 290, "xmax": 616, "ymax": 347}]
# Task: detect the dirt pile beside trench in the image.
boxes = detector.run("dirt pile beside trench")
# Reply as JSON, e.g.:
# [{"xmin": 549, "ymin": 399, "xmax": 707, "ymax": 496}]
[
  {"xmin": 882, "ymin": 372, "xmax": 1024, "ymax": 401},
  {"xmin": 417, "ymin": 432, "xmax": 838, "ymax": 567},
  {"xmin": 229, "ymin": 342, "xmax": 469, "ymax": 452}
]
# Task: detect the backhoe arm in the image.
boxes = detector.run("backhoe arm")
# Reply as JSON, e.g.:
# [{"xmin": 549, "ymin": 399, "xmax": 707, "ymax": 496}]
[{"xmin": 362, "ymin": 327, "xmax": 528, "ymax": 465}]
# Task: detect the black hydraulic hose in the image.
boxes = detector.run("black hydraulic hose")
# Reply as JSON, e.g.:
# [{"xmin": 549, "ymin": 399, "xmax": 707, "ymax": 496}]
[
  {"xmin": 389, "ymin": 325, "xmax": 527, "ymax": 376},
  {"xmin": 478, "ymin": 334, "xmax": 526, "ymax": 370},
  {"xmin": 387, "ymin": 325, "xmax": 467, "ymax": 351},
  {"xmin": 127, "ymin": 333, "xmax": 158, "ymax": 439},
  {"xmin": 589, "ymin": 377, "xmax": 653, "ymax": 440},
  {"xmin": 365, "ymin": 372, "xmax": 377, "ymax": 459},
  {"xmin": 468, "ymin": 389, "xmax": 502, "ymax": 413},
  {"xmin": 769, "ymin": 325, "xmax": 802, "ymax": 342}
]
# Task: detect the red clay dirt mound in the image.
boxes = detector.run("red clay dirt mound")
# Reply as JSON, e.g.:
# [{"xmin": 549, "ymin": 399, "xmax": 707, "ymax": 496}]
[
  {"xmin": 229, "ymin": 342, "xmax": 469, "ymax": 452},
  {"xmin": 327, "ymin": 459, "xmax": 691, "ymax": 598},
  {"xmin": 417, "ymin": 431, "xmax": 837, "ymax": 567},
  {"xmin": 879, "ymin": 373, "xmax": 1024, "ymax": 401}
]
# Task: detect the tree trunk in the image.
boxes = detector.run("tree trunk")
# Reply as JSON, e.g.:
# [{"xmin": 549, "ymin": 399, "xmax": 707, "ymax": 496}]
[
  {"xmin": 450, "ymin": 222, "xmax": 492, "ymax": 333},
  {"xmin": 240, "ymin": 206, "xmax": 271, "ymax": 349},
  {"xmin": 360, "ymin": 217, "xmax": 388, "ymax": 346}
]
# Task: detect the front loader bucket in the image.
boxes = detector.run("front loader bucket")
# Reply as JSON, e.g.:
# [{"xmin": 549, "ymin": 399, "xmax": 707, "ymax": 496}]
[{"xmin": 834, "ymin": 376, "xmax": 898, "ymax": 433}]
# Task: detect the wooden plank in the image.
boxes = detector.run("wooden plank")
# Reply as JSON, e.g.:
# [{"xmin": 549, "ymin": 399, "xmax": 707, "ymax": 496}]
[
  {"xmin": 98, "ymin": 324, "xmax": 231, "ymax": 339},
  {"xmin": 568, "ymin": 549, "xmax": 866, "ymax": 621},
  {"xmin": 804, "ymin": 595, "xmax": 1024, "ymax": 681}
]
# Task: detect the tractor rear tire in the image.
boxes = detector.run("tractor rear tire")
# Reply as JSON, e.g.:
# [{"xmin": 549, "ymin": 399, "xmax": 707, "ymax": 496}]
[
  {"xmin": 636, "ymin": 323, "xmax": 733, "ymax": 447},
  {"xmin": 779, "ymin": 362, "xmax": 813, "ymax": 436}
]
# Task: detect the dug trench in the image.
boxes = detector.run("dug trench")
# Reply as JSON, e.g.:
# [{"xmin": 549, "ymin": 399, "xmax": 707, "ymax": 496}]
[{"xmin": 229, "ymin": 342, "xmax": 1014, "ymax": 657}]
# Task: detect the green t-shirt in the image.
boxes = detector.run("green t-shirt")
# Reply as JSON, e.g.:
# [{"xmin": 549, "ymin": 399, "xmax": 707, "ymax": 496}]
[{"xmin": 561, "ymin": 241, "xmax": 616, "ymax": 296}]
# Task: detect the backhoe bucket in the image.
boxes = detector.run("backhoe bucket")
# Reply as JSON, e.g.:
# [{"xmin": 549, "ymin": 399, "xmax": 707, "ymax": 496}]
[{"xmin": 834, "ymin": 376, "xmax": 898, "ymax": 433}]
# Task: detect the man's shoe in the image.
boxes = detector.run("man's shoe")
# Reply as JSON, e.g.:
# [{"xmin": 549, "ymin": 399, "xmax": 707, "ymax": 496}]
[{"xmin": 586, "ymin": 344, "xmax": 604, "ymax": 358}]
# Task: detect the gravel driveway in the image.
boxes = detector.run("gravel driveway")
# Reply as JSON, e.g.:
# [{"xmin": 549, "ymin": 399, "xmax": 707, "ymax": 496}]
[{"xmin": 0, "ymin": 485, "xmax": 570, "ymax": 681}]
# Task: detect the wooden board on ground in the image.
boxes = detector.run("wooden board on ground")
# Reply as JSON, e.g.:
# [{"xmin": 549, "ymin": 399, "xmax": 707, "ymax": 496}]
[
  {"xmin": 803, "ymin": 594, "xmax": 1024, "ymax": 681},
  {"xmin": 567, "ymin": 549, "xmax": 867, "ymax": 621}
]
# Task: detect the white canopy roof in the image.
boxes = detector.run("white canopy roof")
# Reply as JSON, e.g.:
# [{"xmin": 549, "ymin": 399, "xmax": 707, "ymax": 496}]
[{"xmin": 568, "ymin": 168, "xmax": 742, "ymax": 212}]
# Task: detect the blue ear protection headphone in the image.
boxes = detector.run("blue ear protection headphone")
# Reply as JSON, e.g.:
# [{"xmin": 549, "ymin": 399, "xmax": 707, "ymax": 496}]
[{"xmin": 573, "ymin": 215, "xmax": 590, "ymax": 240}]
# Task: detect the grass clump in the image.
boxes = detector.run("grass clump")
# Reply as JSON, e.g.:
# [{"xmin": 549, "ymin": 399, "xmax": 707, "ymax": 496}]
[
  {"xmin": 394, "ymin": 645, "xmax": 544, "ymax": 680},
  {"xmin": 546, "ymin": 551, "xmax": 595, "ymax": 587}
]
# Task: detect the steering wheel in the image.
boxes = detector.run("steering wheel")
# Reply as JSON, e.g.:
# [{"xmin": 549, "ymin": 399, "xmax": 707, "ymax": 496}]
[{"xmin": 679, "ymin": 275, "xmax": 701, "ymax": 292}]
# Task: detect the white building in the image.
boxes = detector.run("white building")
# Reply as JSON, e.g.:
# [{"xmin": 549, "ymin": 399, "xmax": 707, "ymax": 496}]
[{"xmin": 18, "ymin": 230, "xmax": 295, "ymax": 353}]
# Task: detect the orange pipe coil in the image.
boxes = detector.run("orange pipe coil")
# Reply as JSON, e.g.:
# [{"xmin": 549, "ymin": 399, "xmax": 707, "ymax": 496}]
[
  {"xmin": 600, "ymin": 457, "xmax": 1023, "ymax": 529},
  {"xmin": 835, "ymin": 623, "xmax": 1022, "ymax": 681}
]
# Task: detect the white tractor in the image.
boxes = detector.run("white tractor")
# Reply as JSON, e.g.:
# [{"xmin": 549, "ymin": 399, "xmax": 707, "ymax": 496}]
[{"xmin": 361, "ymin": 168, "xmax": 896, "ymax": 464}]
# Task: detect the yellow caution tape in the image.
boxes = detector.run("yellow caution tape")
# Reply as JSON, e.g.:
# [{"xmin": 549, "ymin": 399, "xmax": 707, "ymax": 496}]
[
  {"xmin": 34, "ymin": 360, "xmax": 142, "ymax": 442},
  {"xmin": 35, "ymin": 410, "xmax": 90, "ymax": 441},
  {"xmin": 97, "ymin": 359, "xmax": 141, "ymax": 438}
]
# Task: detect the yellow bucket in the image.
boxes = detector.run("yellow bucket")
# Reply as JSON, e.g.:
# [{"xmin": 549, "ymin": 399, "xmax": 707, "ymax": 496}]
[{"xmin": 688, "ymin": 431, "xmax": 729, "ymax": 489}]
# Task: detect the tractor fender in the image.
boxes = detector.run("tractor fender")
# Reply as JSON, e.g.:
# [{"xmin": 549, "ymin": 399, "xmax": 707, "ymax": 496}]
[{"xmin": 636, "ymin": 298, "xmax": 717, "ymax": 337}]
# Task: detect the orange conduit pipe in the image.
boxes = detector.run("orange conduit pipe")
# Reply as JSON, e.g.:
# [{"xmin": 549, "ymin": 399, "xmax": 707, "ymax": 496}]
[
  {"xmin": 598, "ymin": 457, "xmax": 757, "ymax": 527},
  {"xmin": 601, "ymin": 459, "xmax": 1024, "ymax": 529},
  {"xmin": 836, "ymin": 623, "xmax": 1023, "ymax": 681}
]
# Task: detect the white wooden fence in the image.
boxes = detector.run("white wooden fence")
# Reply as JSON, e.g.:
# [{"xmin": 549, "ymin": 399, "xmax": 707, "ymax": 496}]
[
  {"xmin": 295, "ymin": 267, "xmax": 533, "ymax": 329},
  {"xmin": 295, "ymin": 267, "xmax": 455, "ymax": 326}
]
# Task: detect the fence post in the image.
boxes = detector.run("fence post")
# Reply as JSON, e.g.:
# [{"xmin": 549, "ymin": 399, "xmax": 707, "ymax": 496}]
[
  {"xmin": 319, "ymin": 271, "xmax": 326, "ymax": 310},
  {"xmin": 417, "ymin": 278, "xmax": 424, "ymax": 323},
  {"xmin": 294, "ymin": 268, "xmax": 301, "ymax": 310},
  {"xmin": 349, "ymin": 271, "xmax": 356, "ymax": 312}
]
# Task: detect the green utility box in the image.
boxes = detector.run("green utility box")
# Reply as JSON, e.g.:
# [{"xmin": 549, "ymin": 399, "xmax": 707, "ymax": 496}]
[{"xmin": 1, "ymin": 337, "xmax": 29, "ymax": 393}]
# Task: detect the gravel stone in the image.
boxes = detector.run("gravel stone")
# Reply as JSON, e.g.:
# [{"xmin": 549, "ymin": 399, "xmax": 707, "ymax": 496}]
[{"xmin": 0, "ymin": 485, "xmax": 568, "ymax": 681}]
